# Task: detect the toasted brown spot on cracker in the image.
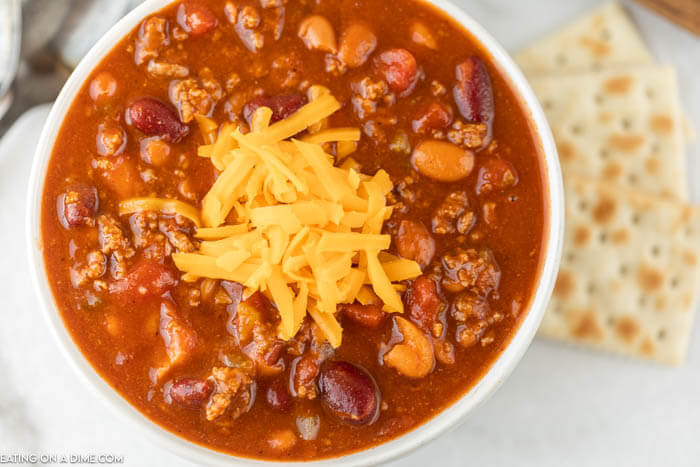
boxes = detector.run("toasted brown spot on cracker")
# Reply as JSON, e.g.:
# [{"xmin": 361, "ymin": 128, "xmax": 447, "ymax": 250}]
[
  {"xmin": 683, "ymin": 250, "xmax": 697, "ymax": 266},
  {"xmin": 556, "ymin": 140, "xmax": 576, "ymax": 161},
  {"xmin": 637, "ymin": 264, "xmax": 664, "ymax": 292},
  {"xmin": 579, "ymin": 36, "xmax": 611, "ymax": 57},
  {"xmin": 554, "ymin": 270, "xmax": 575, "ymax": 299},
  {"xmin": 603, "ymin": 162, "xmax": 622, "ymax": 180},
  {"xmin": 574, "ymin": 226, "xmax": 591, "ymax": 247},
  {"xmin": 615, "ymin": 316, "xmax": 640, "ymax": 344},
  {"xmin": 571, "ymin": 310, "xmax": 604, "ymax": 341},
  {"xmin": 608, "ymin": 133, "xmax": 645, "ymax": 152},
  {"xmin": 599, "ymin": 112, "xmax": 614, "ymax": 124},
  {"xmin": 611, "ymin": 229, "xmax": 629, "ymax": 244},
  {"xmin": 645, "ymin": 157, "xmax": 660, "ymax": 174},
  {"xmin": 655, "ymin": 296, "xmax": 666, "ymax": 311},
  {"xmin": 650, "ymin": 114, "xmax": 673, "ymax": 134},
  {"xmin": 593, "ymin": 196, "xmax": 616, "ymax": 224},
  {"xmin": 640, "ymin": 338, "xmax": 655, "ymax": 356},
  {"xmin": 604, "ymin": 76, "xmax": 633, "ymax": 94}
]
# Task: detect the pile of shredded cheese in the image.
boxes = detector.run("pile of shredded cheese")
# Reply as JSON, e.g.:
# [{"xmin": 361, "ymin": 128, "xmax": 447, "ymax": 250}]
[{"xmin": 119, "ymin": 88, "xmax": 421, "ymax": 347}]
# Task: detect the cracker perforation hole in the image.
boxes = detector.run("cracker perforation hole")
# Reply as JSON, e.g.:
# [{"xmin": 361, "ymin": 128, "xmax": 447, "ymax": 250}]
[
  {"xmin": 578, "ymin": 200, "xmax": 588, "ymax": 211},
  {"xmin": 651, "ymin": 143, "xmax": 660, "ymax": 155},
  {"xmin": 571, "ymin": 124, "xmax": 583, "ymax": 135},
  {"xmin": 670, "ymin": 277, "xmax": 680, "ymax": 288},
  {"xmin": 587, "ymin": 283, "xmax": 596, "ymax": 294},
  {"xmin": 594, "ymin": 94, "xmax": 604, "ymax": 105},
  {"xmin": 632, "ymin": 213, "xmax": 641, "ymax": 225},
  {"xmin": 651, "ymin": 245, "xmax": 660, "ymax": 257},
  {"xmin": 621, "ymin": 118, "xmax": 632, "ymax": 130},
  {"xmin": 555, "ymin": 53, "xmax": 567, "ymax": 66},
  {"xmin": 628, "ymin": 173, "xmax": 638, "ymax": 184},
  {"xmin": 639, "ymin": 295, "xmax": 647, "ymax": 307},
  {"xmin": 619, "ymin": 264, "xmax": 629, "ymax": 275},
  {"xmin": 599, "ymin": 231, "xmax": 608, "ymax": 243},
  {"xmin": 566, "ymin": 252, "xmax": 576, "ymax": 263},
  {"xmin": 646, "ymin": 88, "xmax": 655, "ymax": 100},
  {"xmin": 543, "ymin": 100, "xmax": 553, "ymax": 110},
  {"xmin": 657, "ymin": 329, "xmax": 666, "ymax": 340},
  {"xmin": 599, "ymin": 148, "xmax": 610, "ymax": 159}
]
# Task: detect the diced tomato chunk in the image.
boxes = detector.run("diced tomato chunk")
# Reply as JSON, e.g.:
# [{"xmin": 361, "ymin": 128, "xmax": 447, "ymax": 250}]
[
  {"xmin": 160, "ymin": 301, "xmax": 197, "ymax": 365},
  {"xmin": 476, "ymin": 158, "xmax": 519, "ymax": 196},
  {"xmin": 412, "ymin": 101, "xmax": 453, "ymax": 134},
  {"xmin": 99, "ymin": 156, "xmax": 142, "ymax": 199},
  {"xmin": 109, "ymin": 259, "xmax": 178, "ymax": 300},
  {"xmin": 177, "ymin": 2, "xmax": 218, "ymax": 36},
  {"xmin": 375, "ymin": 48, "xmax": 419, "ymax": 95},
  {"xmin": 405, "ymin": 275, "xmax": 443, "ymax": 331}
]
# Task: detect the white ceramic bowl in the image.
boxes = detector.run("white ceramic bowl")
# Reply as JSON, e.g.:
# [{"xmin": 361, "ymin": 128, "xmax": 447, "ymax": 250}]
[{"xmin": 26, "ymin": 0, "xmax": 564, "ymax": 465}]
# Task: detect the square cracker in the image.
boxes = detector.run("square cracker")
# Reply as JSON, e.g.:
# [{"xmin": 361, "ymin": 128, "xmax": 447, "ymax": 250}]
[
  {"xmin": 540, "ymin": 174, "xmax": 700, "ymax": 365},
  {"xmin": 529, "ymin": 66, "xmax": 687, "ymax": 199},
  {"xmin": 515, "ymin": 2, "xmax": 653, "ymax": 76}
]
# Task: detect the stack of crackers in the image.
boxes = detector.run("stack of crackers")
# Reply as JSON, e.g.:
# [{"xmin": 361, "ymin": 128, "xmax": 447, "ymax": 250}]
[{"xmin": 515, "ymin": 2, "xmax": 697, "ymax": 365}]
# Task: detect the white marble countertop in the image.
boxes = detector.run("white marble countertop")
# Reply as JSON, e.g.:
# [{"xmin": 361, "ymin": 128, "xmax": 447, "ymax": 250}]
[{"xmin": 1, "ymin": 1, "xmax": 698, "ymax": 466}]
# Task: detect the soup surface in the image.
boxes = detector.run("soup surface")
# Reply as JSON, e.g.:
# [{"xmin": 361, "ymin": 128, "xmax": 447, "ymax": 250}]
[{"xmin": 41, "ymin": 0, "xmax": 546, "ymax": 460}]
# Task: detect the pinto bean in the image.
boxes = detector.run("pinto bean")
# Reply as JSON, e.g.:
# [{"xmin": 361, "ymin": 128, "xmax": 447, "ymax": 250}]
[
  {"xmin": 383, "ymin": 317, "xmax": 434, "ymax": 378},
  {"xmin": 169, "ymin": 378, "xmax": 213, "ymax": 408},
  {"xmin": 453, "ymin": 57, "xmax": 494, "ymax": 140},
  {"xmin": 395, "ymin": 220, "xmax": 435, "ymax": 268},
  {"xmin": 96, "ymin": 123, "xmax": 125, "ymax": 157},
  {"xmin": 319, "ymin": 361, "xmax": 380, "ymax": 425},
  {"xmin": 177, "ymin": 2, "xmax": 218, "ymax": 36},
  {"xmin": 375, "ymin": 49, "xmax": 418, "ymax": 95},
  {"xmin": 339, "ymin": 303, "xmax": 386, "ymax": 328},
  {"xmin": 405, "ymin": 275, "xmax": 443, "ymax": 331},
  {"xmin": 338, "ymin": 23, "xmax": 377, "ymax": 68},
  {"xmin": 411, "ymin": 140, "xmax": 474, "ymax": 182},
  {"xmin": 298, "ymin": 15, "xmax": 337, "ymax": 53},
  {"xmin": 243, "ymin": 94, "xmax": 307, "ymax": 125},
  {"xmin": 89, "ymin": 72, "xmax": 117, "ymax": 103},
  {"xmin": 127, "ymin": 97, "xmax": 189, "ymax": 142},
  {"xmin": 292, "ymin": 354, "xmax": 319, "ymax": 399},
  {"xmin": 476, "ymin": 158, "xmax": 519, "ymax": 195},
  {"xmin": 58, "ymin": 185, "xmax": 98, "ymax": 228}
]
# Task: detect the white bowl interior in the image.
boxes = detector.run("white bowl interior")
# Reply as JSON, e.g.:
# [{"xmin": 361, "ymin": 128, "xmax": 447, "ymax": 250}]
[{"xmin": 25, "ymin": 0, "xmax": 564, "ymax": 465}]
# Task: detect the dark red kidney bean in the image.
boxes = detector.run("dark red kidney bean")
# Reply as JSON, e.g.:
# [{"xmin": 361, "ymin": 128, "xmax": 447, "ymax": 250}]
[
  {"xmin": 169, "ymin": 378, "xmax": 213, "ymax": 408},
  {"xmin": 243, "ymin": 94, "xmax": 307, "ymax": 125},
  {"xmin": 177, "ymin": 2, "xmax": 218, "ymax": 36},
  {"xmin": 58, "ymin": 185, "xmax": 98, "ymax": 228},
  {"xmin": 405, "ymin": 275, "xmax": 443, "ymax": 331},
  {"xmin": 339, "ymin": 303, "xmax": 386, "ymax": 328},
  {"xmin": 127, "ymin": 97, "xmax": 189, "ymax": 143},
  {"xmin": 266, "ymin": 382, "xmax": 293, "ymax": 411},
  {"xmin": 475, "ymin": 158, "xmax": 519, "ymax": 196},
  {"xmin": 453, "ymin": 57, "xmax": 494, "ymax": 131},
  {"xmin": 395, "ymin": 220, "xmax": 436, "ymax": 268},
  {"xmin": 319, "ymin": 361, "xmax": 380, "ymax": 425},
  {"xmin": 375, "ymin": 48, "xmax": 418, "ymax": 95},
  {"xmin": 412, "ymin": 101, "xmax": 453, "ymax": 134}
]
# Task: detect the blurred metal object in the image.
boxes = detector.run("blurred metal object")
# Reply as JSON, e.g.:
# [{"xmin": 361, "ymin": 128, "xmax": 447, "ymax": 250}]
[
  {"xmin": 0, "ymin": 0, "xmax": 143, "ymax": 138},
  {"xmin": 0, "ymin": 0, "xmax": 22, "ymax": 121}
]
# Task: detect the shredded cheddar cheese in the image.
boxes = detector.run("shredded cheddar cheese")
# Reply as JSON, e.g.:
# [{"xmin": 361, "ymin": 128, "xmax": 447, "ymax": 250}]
[{"xmin": 123, "ymin": 91, "xmax": 421, "ymax": 348}]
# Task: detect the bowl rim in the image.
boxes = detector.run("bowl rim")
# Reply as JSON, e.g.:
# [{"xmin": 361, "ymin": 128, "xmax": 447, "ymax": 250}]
[{"xmin": 25, "ymin": 0, "xmax": 564, "ymax": 465}]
